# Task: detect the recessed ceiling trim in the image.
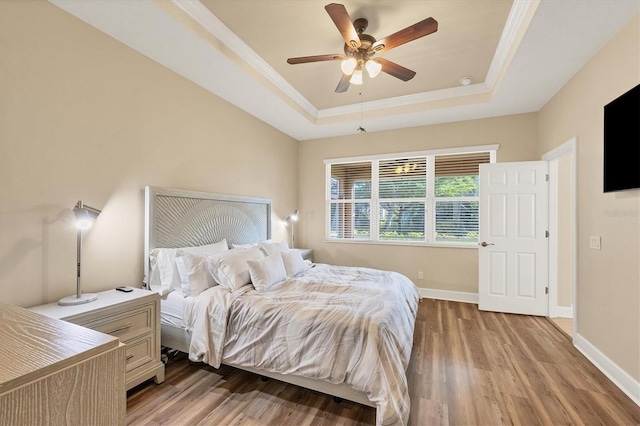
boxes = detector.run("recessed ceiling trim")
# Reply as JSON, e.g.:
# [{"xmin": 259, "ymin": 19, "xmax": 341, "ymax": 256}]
[
  {"xmin": 316, "ymin": 0, "xmax": 537, "ymax": 119},
  {"xmin": 317, "ymin": 82, "xmax": 491, "ymax": 119},
  {"xmin": 180, "ymin": 0, "xmax": 528, "ymax": 120},
  {"xmin": 484, "ymin": 0, "xmax": 539, "ymax": 88},
  {"xmin": 172, "ymin": 0, "xmax": 318, "ymax": 119}
]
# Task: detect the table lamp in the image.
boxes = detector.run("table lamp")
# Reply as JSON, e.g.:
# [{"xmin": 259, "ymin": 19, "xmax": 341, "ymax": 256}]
[{"xmin": 59, "ymin": 200, "xmax": 101, "ymax": 306}]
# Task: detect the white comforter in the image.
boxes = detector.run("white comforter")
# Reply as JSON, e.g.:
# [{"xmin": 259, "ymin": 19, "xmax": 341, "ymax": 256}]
[{"xmin": 188, "ymin": 264, "xmax": 419, "ymax": 426}]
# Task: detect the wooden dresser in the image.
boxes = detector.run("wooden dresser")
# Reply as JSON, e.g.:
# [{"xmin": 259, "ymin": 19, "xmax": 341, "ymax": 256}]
[
  {"xmin": 0, "ymin": 303, "xmax": 126, "ymax": 425},
  {"xmin": 30, "ymin": 288, "xmax": 165, "ymax": 391}
]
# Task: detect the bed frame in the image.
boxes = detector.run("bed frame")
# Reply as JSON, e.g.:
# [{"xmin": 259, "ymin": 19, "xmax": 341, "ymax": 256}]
[{"xmin": 144, "ymin": 186, "xmax": 374, "ymax": 408}]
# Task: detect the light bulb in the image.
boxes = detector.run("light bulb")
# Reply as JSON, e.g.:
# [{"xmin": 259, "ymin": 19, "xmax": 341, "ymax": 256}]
[
  {"xmin": 340, "ymin": 58, "xmax": 357, "ymax": 75},
  {"xmin": 76, "ymin": 219, "xmax": 92, "ymax": 230},
  {"xmin": 365, "ymin": 60, "xmax": 382, "ymax": 78},
  {"xmin": 350, "ymin": 68, "xmax": 363, "ymax": 85}
]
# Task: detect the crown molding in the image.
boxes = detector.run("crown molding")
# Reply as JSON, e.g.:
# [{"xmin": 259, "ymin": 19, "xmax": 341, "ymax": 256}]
[
  {"xmin": 172, "ymin": 0, "xmax": 318, "ymax": 119},
  {"xmin": 171, "ymin": 0, "xmax": 534, "ymax": 121}
]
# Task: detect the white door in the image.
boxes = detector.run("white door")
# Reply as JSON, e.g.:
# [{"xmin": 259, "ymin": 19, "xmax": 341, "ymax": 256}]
[{"xmin": 478, "ymin": 161, "xmax": 549, "ymax": 316}]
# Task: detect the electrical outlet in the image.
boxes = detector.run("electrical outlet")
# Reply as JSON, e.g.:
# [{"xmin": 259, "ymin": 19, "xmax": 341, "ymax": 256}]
[
  {"xmin": 589, "ymin": 236, "xmax": 601, "ymax": 250},
  {"xmin": 418, "ymin": 271, "xmax": 424, "ymax": 280}
]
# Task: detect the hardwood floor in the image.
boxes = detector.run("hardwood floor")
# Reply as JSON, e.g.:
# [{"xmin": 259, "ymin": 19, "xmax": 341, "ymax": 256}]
[
  {"xmin": 126, "ymin": 299, "xmax": 639, "ymax": 425},
  {"xmin": 549, "ymin": 316, "xmax": 573, "ymax": 338}
]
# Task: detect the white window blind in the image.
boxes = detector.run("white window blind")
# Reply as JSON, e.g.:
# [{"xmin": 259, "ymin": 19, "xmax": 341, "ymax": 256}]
[
  {"xmin": 378, "ymin": 158, "xmax": 426, "ymax": 241},
  {"xmin": 433, "ymin": 152, "xmax": 490, "ymax": 243},
  {"xmin": 329, "ymin": 162, "xmax": 371, "ymax": 239},
  {"xmin": 325, "ymin": 146, "xmax": 496, "ymax": 246}
]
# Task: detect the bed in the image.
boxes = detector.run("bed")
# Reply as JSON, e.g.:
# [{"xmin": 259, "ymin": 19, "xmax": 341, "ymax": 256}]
[{"xmin": 143, "ymin": 186, "xmax": 419, "ymax": 426}]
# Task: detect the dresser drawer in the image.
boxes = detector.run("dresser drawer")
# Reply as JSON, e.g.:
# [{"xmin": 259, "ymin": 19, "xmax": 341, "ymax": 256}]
[
  {"xmin": 125, "ymin": 336, "xmax": 153, "ymax": 373},
  {"xmin": 76, "ymin": 304, "xmax": 153, "ymax": 344}
]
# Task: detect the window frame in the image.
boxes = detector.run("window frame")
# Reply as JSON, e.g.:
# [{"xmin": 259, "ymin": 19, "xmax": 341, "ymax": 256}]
[{"xmin": 325, "ymin": 144, "xmax": 498, "ymax": 248}]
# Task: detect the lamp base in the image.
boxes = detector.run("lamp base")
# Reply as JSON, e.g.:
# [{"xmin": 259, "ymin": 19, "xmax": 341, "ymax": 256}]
[{"xmin": 59, "ymin": 293, "xmax": 98, "ymax": 306}]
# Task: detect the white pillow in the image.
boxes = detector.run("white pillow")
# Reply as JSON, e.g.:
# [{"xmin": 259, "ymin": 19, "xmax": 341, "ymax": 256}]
[
  {"xmin": 281, "ymin": 250, "xmax": 313, "ymax": 277},
  {"xmin": 258, "ymin": 240, "xmax": 289, "ymax": 256},
  {"xmin": 149, "ymin": 248, "xmax": 180, "ymax": 296},
  {"xmin": 231, "ymin": 242, "xmax": 258, "ymax": 249},
  {"xmin": 175, "ymin": 251, "xmax": 215, "ymax": 297},
  {"xmin": 148, "ymin": 240, "xmax": 228, "ymax": 296},
  {"xmin": 247, "ymin": 253, "xmax": 287, "ymax": 292},
  {"xmin": 183, "ymin": 239, "xmax": 229, "ymax": 255},
  {"xmin": 233, "ymin": 239, "xmax": 273, "ymax": 250},
  {"xmin": 209, "ymin": 246, "xmax": 264, "ymax": 291}
]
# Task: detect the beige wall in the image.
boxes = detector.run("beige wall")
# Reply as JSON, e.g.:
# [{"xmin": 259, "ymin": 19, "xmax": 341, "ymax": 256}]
[
  {"xmin": 2, "ymin": 0, "xmax": 637, "ymax": 389},
  {"xmin": 538, "ymin": 14, "xmax": 639, "ymax": 381},
  {"xmin": 0, "ymin": 1, "xmax": 298, "ymax": 307},
  {"xmin": 298, "ymin": 113, "xmax": 539, "ymax": 292}
]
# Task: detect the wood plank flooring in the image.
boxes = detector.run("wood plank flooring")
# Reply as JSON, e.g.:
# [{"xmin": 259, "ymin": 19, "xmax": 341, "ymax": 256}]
[{"xmin": 126, "ymin": 299, "xmax": 639, "ymax": 425}]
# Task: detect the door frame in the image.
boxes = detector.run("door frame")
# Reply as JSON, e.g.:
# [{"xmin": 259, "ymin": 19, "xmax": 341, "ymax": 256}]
[{"xmin": 542, "ymin": 137, "xmax": 578, "ymax": 339}]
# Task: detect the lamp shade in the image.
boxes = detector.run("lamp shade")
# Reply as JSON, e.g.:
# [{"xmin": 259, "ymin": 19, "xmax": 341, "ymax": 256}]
[
  {"xmin": 341, "ymin": 58, "xmax": 357, "ymax": 75},
  {"xmin": 73, "ymin": 201, "xmax": 101, "ymax": 229},
  {"xmin": 350, "ymin": 68, "xmax": 363, "ymax": 85},
  {"xmin": 365, "ymin": 60, "xmax": 382, "ymax": 78}
]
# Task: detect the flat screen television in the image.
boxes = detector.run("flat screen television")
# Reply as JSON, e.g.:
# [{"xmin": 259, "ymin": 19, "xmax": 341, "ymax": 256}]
[{"xmin": 603, "ymin": 83, "xmax": 640, "ymax": 193}]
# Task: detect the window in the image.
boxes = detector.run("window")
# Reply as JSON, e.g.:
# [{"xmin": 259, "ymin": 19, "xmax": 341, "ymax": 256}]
[{"xmin": 325, "ymin": 145, "xmax": 496, "ymax": 246}]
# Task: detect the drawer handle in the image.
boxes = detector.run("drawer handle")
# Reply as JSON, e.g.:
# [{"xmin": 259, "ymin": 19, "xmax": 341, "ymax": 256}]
[
  {"xmin": 106, "ymin": 323, "xmax": 133, "ymax": 334},
  {"xmin": 126, "ymin": 354, "xmax": 134, "ymax": 360}
]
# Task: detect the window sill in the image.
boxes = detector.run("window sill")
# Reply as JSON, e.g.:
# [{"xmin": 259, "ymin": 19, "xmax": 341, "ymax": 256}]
[{"xmin": 324, "ymin": 239, "xmax": 478, "ymax": 249}]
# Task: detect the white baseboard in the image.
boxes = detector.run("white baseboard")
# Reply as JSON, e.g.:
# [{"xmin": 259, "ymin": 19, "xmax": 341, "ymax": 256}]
[
  {"xmin": 418, "ymin": 288, "xmax": 478, "ymax": 304},
  {"xmin": 574, "ymin": 333, "xmax": 640, "ymax": 406},
  {"xmin": 554, "ymin": 305, "xmax": 573, "ymax": 318}
]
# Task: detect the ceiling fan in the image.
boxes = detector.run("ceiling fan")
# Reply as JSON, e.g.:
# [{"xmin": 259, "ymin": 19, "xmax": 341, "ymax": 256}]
[{"xmin": 287, "ymin": 3, "xmax": 438, "ymax": 93}]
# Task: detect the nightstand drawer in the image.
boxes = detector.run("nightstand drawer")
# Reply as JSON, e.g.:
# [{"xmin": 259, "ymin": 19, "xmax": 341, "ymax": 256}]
[
  {"xmin": 29, "ymin": 288, "xmax": 165, "ymax": 391},
  {"xmin": 125, "ymin": 336, "xmax": 153, "ymax": 372},
  {"xmin": 80, "ymin": 304, "xmax": 153, "ymax": 344}
]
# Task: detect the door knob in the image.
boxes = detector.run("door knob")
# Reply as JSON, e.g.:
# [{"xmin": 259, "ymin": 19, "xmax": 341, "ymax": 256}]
[{"xmin": 479, "ymin": 241, "xmax": 495, "ymax": 247}]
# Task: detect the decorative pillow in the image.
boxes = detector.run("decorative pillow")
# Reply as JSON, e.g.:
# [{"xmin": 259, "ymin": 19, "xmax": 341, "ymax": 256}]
[
  {"xmin": 247, "ymin": 253, "xmax": 287, "ymax": 292},
  {"xmin": 149, "ymin": 248, "xmax": 180, "ymax": 296},
  {"xmin": 209, "ymin": 246, "xmax": 265, "ymax": 291},
  {"xmin": 258, "ymin": 240, "xmax": 289, "ymax": 256},
  {"xmin": 281, "ymin": 250, "xmax": 313, "ymax": 277},
  {"xmin": 175, "ymin": 251, "xmax": 216, "ymax": 297},
  {"xmin": 148, "ymin": 240, "xmax": 228, "ymax": 296},
  {"xmin": 231, "ymin": 239, "xmax": 270, "ymax": 249}
]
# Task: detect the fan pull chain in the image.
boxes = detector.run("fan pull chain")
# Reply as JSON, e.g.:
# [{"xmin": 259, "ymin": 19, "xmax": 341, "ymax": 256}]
[{"xmin": 358, "ymin": 91, "xmax": 366, "ymax": 133}]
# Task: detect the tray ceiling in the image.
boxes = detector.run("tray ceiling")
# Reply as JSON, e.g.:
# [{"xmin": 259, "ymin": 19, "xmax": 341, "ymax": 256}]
[{"xmin": 48, "ymin": 0, "xmax": 640, "ymax": 140}]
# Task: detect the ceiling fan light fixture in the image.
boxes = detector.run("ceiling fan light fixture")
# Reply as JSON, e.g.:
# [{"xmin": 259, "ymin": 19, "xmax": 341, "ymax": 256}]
[
  {"xmin": 350, "ymin": 68, "xmax": 363, "ymax": 85},
  {"xmin": 365, "ymin": 59, "xmax": 382, "ymax": 78},
  {"xmin": 341, "ymin": 58, "xmax": 358, "ymax": 75}
]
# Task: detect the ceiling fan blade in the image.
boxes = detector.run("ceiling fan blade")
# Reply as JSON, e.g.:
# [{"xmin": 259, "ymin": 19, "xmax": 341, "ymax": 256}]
[
  {"xmin": 371, "ymin": 17, "xmax": 438, "ymax": 54},
  {"xmin": 325, "ymin": 3, "xmax": 361, "ymax": 49},
  {"xmin": 287, "ymin": 54, "xmax": 346, "ymax": 65},
  {"xmin": 335, "ymin": 73, "xmax": 351, "ymax": 93},
  {"xmin": 376, "ymin": 58, "xmax": 416, "ymax": 81}
]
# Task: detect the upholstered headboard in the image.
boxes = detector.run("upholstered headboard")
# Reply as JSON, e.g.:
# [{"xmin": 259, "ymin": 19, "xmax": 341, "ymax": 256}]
[{"xmin": 143, "ymin": 186, "xmax": 271, "ymax": 284}]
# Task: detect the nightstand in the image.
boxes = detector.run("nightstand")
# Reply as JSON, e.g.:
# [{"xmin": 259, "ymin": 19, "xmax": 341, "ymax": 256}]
[
  {"xmin": 29, "ymin": 288, "xmax": 164, "ymax": 391},
  {"xmin": 293, "ymin": 248, "xmax": 314, "ymax": 262}
]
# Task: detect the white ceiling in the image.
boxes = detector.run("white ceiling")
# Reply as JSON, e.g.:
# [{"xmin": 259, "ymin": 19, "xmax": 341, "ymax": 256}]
[{"xmin": 50, "ymin": 0, "xmax": 639, "ymax": 141}]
